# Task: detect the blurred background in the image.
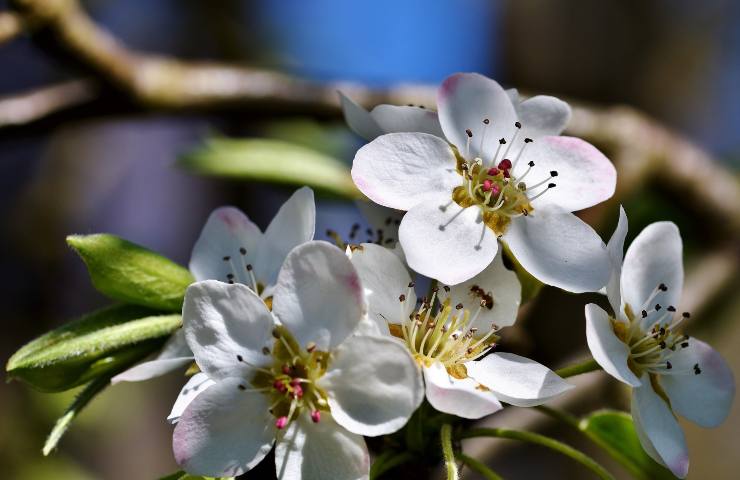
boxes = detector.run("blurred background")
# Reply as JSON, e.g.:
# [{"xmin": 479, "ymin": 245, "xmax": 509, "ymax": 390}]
[{"xmin": 1, "ymin": 0, "xmax": 738, "ymax": 478}]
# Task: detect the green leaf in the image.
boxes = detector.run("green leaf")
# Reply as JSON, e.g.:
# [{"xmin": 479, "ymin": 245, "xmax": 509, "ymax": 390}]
[
  {"xmin": 7, "ymin": 304, "xmax": 181, "ymax": 392},
  {"xmin": 501, "ymin": 242, "xmax": 544, "ymax": 303},
  {"xmin": 179, "ymin": 137, "xmax": 361, "ymax": 199},
  {"xmin": 579, "ymin": 410, "xmax": 676, "ymax": 480},
  {"xmin": 67, "ymin": 234, "xmax": 194, "ymax": 311}
]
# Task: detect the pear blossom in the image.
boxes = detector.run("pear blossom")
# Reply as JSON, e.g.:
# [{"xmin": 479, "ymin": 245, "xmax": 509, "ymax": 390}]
[
  {"xmin": 170, "ymin": 241, "xmax": 423, "ymax": 479},
  {"xmin": 585, "ymin": 209, "xmax": 735, "ymax": 478},
  {"xmin": 351, "ymin": 72, "xmax": 615, "ymax": 289},
  {"xmin": 113, "ymin": 187, "xmax": 316, "ymax": 383},
  {"xmin": 349, "ymin": 242, "xmax": 573, "ymax": 419}
]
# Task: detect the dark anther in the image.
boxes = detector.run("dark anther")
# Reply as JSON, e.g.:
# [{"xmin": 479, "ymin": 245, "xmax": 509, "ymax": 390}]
[
  {"xmin": 239, "ymin": 247, "xmax": 247, "ymax": 255},
  {"xmin": 641, "ymin": 310, "xmax": 648, "ymax": 318},
  {"xmin": 682, "ymin": 312, "xmax": 691, "ymax": 318},
  {"xmin": 223, "ymin": 256, "xmax": 231, "ymax": 261},
  {"xmin": 694, "ymin": 363, "xmax": 702, "ymax": 375},
  {"xmin": 455, "ymin": 303, "xmax": 464, "ymax": 310},
  {"xmin": 228, "ymin": 280, "xmax": 234, "ymax": 284},
  {"xmin": 515, "ymin": 121, "xmax": 521, "ymax": 128},
  {"xmin": 659, "ymin": 341, "xmax": 667, "ymax": 349},
  {"xmin": 524, "ymin": 138, "xmax": 533, "ymax": 143},
  {"xmin": 550, "ymin": 170, "xmax": 558, "ymax": 177},
  {"xmin": 548, "ymin": 183, "xmax": 556, "ymax": 188},
  {"xmin": 655, "ymin": 304, "xmax": 662, "ymax": 311},
  {"xmin": 262, "ymin": 347, "xmax": 270, "ymax": 355},
  {"xmin": 466, "ymin": 129, "xmax": 473, "ymax": 138},
  {"xmin": 399, "ymin": 294, "xmax": 406, "ymax": 302},
  {"xmin": 325, "ymin": 229, "xmax": 334, "ymax": 236},
  {"xmin": 528, "ymin": 161, "xmax": 535, "ymax": 167},
  {"xmin": 236, "ymin": 355, "xmax": 244, "ymax": 362},
  {"xmin": 667, "ymin": 305, "xmax": 676, "ymax": 312},
  {"xmin": 443, "ymin": 285, "xmax": 450, "ymax": 292},
  {"xmin": 238, "ymin": 385, "xmax": 247, "ymax": 390},
  {"xmin": 499, "ymin": 138, "xmax": 506, "ymax": 144},
  {"xmin": 227, "ymin": 273, "xmax": 234, "ymax": 279},
  {"xmin": 272, "ymin": 328, "xmax": 281, "ymax": 339},
  {"xmin": 666, "ymin": 361, "xmax": 672, "ymax": 369},
  {"xmin": 246, "ymin": 264, "xmax": 253, "ymax": 271},
  {"xmin": 483, "ymin": 118, "xmax": 490, "ymax": 125},
  {"xmin": 408, "ymin": 282, "xmax": 415, "ymax": 288},
  {"xmin": 681, "ymin": 342, "xmax": 689, "ymax": 348},
  {"xmin": 659, "ymin": 327, "xmax": 666, "ymax": 336},
  {"xmin": 659, "ymin": 283, "xmax": 668, "ymax": 291}
]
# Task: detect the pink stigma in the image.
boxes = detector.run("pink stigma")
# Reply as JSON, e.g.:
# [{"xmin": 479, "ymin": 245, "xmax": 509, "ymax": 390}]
[
  {"xmin": 491, "ymin": 184, "xmax": 501, "ymax": 195},
  {"xmin": 487, "ymin": 167, "xmax": 500, "ymax": 176},
  {"xmin": 273, "ymin": 380, "xmax": 287, "ymax": 393},
  {"xmin": 482, "ymin": 180, "xmax": 493, "ymax": 192},
  {"xmin": 311, "ymin": 411, "xmax": 321, "ymax": 423},
  {"xmin": 292, "ymin": 384, "xmax": 304, "ymax": 398},
  {"xmin": 275, "ymin": 416, "xmax": 288, "ymax": 429},
  {"xmin": 498, "ymin": 159, "xmax": 512, "ymax": 170}
]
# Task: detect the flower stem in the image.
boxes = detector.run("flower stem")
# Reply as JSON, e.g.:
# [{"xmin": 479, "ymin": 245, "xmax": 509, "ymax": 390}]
[
  {"xmin": 555, "ymin": 358, "xmax": 601, "ymax": 378},
  {"xmin": 534, "ymin": 405, "xmax": 580, "ymax": 429},
  {"xmin": 370, "ymin": 451, "xmax": 415, "ymax": 479},
  {"xmin": 458, "ymin": 453, "xmax": 503, "ymax": 480},
  {"xmin": 441, "ymin": 423, "xmax": 459, "ymax": 480},
  {"xmin": 460, "ymin": 428, "xmax": 615, "ymax": 480}
]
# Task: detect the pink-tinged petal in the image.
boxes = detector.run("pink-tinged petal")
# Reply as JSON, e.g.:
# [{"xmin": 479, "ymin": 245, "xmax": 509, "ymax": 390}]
[
  {"xmin": 632, "ymin": 382, "xmax": 690, "ymax": 478},
  {"xmin": 183, "ymin": 281, "xmax": 274, "ymax": 381},
  {"xmin": 370, "ymin": 104, "xmax": 445, "ymax": 137},
  {"xmin": 621, "ymin": 222, "xmax": 683, "ymax": 321},
  {"xmin": 514, "ymin": 95, "xmax": 572, "ymax": 138},
  {"xmin": 437, "ymin": 73, "xmax": 517, "ymax": 162},
  {"xmin": 173, "ymin": 377, "xmax": 275, "ymax": 477},
  {"xmin": 441, "ymin": 250, "xmax": 520, "ymax": 330},
  {"xmin": 349, "ymin": 243, "xmax": 414, "ymax": 334},
  {"xmin": 351, "ymin": 132, "xmax": 459, "ymax": 211},
  {"xmin": 275, "ymin": 412, "xmax": 370, "ymax": 480},
  {"xmin": 465, "ymin": 353, "xmax": 573, "ymax": 407},
  {"xmin": 585, "ymin": 303, "xmax": 642, "ymax": 387},
  {"xmin": 423, "ymin": 362, "xmax": 502, "ymax": 419},
  {"xmin": 339, "ymin": 91, "xmax": 384, "ymax": 140},
  {"xmin": 504, "ymin": 208, "xmax": 610, "ymax": 293},
  {"xmin": 399, "ymin": 199, "xmax": 498, "ymax": 285},
  {"xmin": 661, "ymin": 338, "xmax": 735, "ymax": 428},
  {"xmin": 520, "ymin": 136, "xmax": 616, "ymax": 212},
  {"xmin": 606, "ymin": 206, "xmax": 628, "ymax": 317},
  {"xmin": 320, "ymin": 335, "xmax": 423, "ymax": 436},
  {"xmin": 255, "ymin": 187, "xmax": 316, "ymax": 288},
  {"xmin": 167, "ymin": 372, "xmax": 216, "ymax": 424},
  {"xmin": 189, "ymin": 206, "xmax": 262, "ymax": 284},
  {"xmin": 272, "ymin": 241, "xmax": 365, "ymax": 351}
]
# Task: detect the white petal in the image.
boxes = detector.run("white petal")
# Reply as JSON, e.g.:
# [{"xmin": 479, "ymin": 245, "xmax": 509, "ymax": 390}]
[
  {"xmin": 437, "ymin": 72, "xmax": 517, "ymax": 161},
  {"xmin": 173, "ymin": 377, "xmax": 275, "ymax": 477},
  {"xmin": 442, "ymin": 250, "xmax": 520, "ymax": 330},
  {"xmin": 349, "ymin": 243, "xmax": 414, "ymax": 334},
  {"xmin": 423, "ymin": 362, "xmax": 502, "ymax": 419},
  {"xmin": 370, "ymin": 104, "xmax": 445, "ymax": 137},
  {"xmin": 339, "ymin": 92, "xmax": 384, "ymax": 140},
  {"xmin": 585, "ymin": 303, "xmax": 641, "ymax": 387},
  {"xmin": 399, "ymin": 200, "xmax": 498, "ymax": 285},
  {"xmin": 465, "ymin": 353, "xmax": 573, "ymax": 407},
  {"xmin": 183, "ymin": 281, "xmax": 274, "ymax": 380},
  {"xmin": 504, "ymin": 208, "xmax": 610, "ymax": 293},
  {"xmin": 272, "ymin": 241, "xmax": 365, "ymax": 351},
  {"xmin": 514, "ymin": 95, "xmax": 572, "ymax": 138},
  {"xmin": 112, "ymin": 329, "xmax": 194, "ymax": 383},
  {"xmin": 632, "ymin": 382, "xmax": 689, "ymax": 478},
  {"xmin": 167, "ymin": 373, "xmax": 216, "ymax": 424},
  {"xmin": 320, "ymin": 335, "xmax": 423, "ymax": 436},
  {"xmin": 606, "ymin": 206, "xmax": 628, "ymax": 317},
  {"xmin": 661, "ymin": 338, "xmax": 735, "ymax": 428},
  {"xmin": 621, "ymin": 222, "xmax": 683, "ymax": 318},
  {"xmin": 189, "ymin": 206, "xmax": 262, "ymax": 284},
  {"xmin": 112, "ymin": 357, "xmax": 194, "ymax": 384},
  {"xmin": 351, "ymin": 132, "xmax": 459, "ymax": 211},
  {"xmin": 275, "ymin": 413, "xmax": 370, "ymax": 480},
  {"xmin": 520, "ymin": 136, "xmax": 616, "ymax": 212},
  {"xmin": 255, "ymin": 187, "xmax": 316, "ymax": 288}
]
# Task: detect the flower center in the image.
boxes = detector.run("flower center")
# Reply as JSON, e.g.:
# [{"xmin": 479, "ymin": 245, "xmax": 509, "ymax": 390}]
[
  {"xmin": 247, "ymin": 326, "xmax": 330, "ymax": 429},
  {"xmin": 450, "ymin": 120, "xmax": 557, "ymax": 237},
  {"xmin": 389, "ymin": 284, "xmax": 499, "ymax": 378},
  {"xmin": 611, "ymin": 283, "xmax": 701, "ymax": 379}
]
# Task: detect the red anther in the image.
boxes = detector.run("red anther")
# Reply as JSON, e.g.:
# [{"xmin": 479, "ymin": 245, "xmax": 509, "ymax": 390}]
[
  {"xmin": 282, "ymin": 364, "xmax": 292, "ymax": 375},
  {"xmin": 487, "ymin": 167, "xmax": 500, "ymax": 176},
  {"xmin": 290, "ymin": 378, "xmax": 301, "ymax": 387},
  {"xmin": 491, "ymin": 184, "xmax": 501, "ymax": 196},
  {"xmin": 482, "ymin": 180, "xmax": 493, "ymax": 192},
  {"xmin": 292, "ymin": 384, "xmax": 304, "ymax": 399},
  {"xmin": 498, "ymin": 159, "xmax": 512, "ymax": 170},
  {"xmin": 503, "ymin": 169, "xmax": 511, "ymax": 178},
  {"xmin": 311, "ymin": 411, "xmax": 321, "ymax": 423},
  {"xmin": 273, "ymin": 380, "xmax": 287, "ymax": 392},
  {"xmin": 275, "ymin": 416, "xmax": 288, "ymax": 429}
]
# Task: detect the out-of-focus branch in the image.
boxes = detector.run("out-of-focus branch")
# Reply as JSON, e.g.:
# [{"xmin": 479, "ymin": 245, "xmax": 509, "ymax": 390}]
[
  {"xmin": 0, "ymin": 11, "xmax": 23, "ymax": 44},
  {"xmin": 0, "ymin": 79, "xmax": 96, "ymax": 127}
]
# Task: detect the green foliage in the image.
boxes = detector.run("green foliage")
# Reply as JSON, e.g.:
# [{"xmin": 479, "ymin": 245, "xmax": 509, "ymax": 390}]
[
  {"xmin": 501, "ymin": 242, "xmax": 544, "ymax": 302},
  {"xmin": 6, "ymin": 305, "xmax": 181, "ymax": 392},
  {"xmin": 579, "ymin": 410, "xmax": 675, "ymax": 480},
  {"xmin": 67, "ymin": 234, "xmax": 193, "ymax": 311},
  {"xmin": 179, "ymin": 137, "xmax": 360, "ymax": 199}
]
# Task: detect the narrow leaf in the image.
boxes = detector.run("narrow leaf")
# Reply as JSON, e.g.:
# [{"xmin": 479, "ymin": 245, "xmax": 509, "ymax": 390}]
[
  {"xmin": 579, "ymin": 410, "xmax": 675, "ymax": 480},
  {"xmin": 179, "ymin": 137, "xmax": 361, "ymax": 199},
  {"xmin": 67, "ymin": 234, "xmax": 194, "ymax": 311},
  {"xmin": 43, "ymin": 375, "xmax": 111, "ymax": 455},
  {"xmin": 7, "ymin": 304, "xmax": 181, "ymax": 392}
]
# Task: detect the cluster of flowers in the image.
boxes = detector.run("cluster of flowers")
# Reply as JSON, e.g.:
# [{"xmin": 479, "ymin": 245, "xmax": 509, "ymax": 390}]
[{"xmin": 117, "ymin": 73, "xmax": 734, "ymax": 479}]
